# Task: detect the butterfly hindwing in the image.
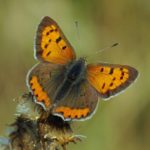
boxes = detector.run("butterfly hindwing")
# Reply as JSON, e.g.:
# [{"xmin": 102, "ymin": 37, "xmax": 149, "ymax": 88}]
[
  {"xmin": 35, "ymin": 16, "xmax": 76, "ymax": 64},
  {"xmin": 27, "ymin": 62, "xmax": 65, "ymax": 110},
  {"xmin": 87, "ymin": 63, "xmax": 138, "ymax": 100},
  {"xmin": 52, "ymin": 81, "xmax": 99, "ymax": 121}
]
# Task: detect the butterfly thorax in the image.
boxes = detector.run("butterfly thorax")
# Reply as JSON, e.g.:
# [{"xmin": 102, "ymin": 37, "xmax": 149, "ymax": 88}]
[
  {"xmin": 53, "ymin": 58, "xmax": 86, "ymax": 102},
  {"xmin": 66, "ymin": 58, "xmax": 86, "ymax": 83}
]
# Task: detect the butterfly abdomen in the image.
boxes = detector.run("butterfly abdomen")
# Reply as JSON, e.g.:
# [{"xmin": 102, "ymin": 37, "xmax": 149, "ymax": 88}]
[{"xmin": 54, "ymin": 80, "xmax": 72, "ymax": 102}]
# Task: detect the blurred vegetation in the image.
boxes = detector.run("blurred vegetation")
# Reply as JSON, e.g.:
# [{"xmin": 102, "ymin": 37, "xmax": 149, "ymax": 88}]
[{"xmin": 0, "ymin": 0, "xmax": 149, "ymax": 150}]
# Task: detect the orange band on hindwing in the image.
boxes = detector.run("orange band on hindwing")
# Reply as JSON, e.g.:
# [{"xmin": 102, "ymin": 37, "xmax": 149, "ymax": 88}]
[
  {"xmin": 54, "ymin": 106, "xmax": 90, "ymax": 120},
  {"xmin": 29, "ymin": 76, "xmax": 51, "ymax": 108}
]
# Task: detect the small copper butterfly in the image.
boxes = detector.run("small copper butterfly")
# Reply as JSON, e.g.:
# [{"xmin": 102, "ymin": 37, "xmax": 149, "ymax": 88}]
[{"xmin": 27, "ymin": 16, "xmax": 138, "ymax": 121}]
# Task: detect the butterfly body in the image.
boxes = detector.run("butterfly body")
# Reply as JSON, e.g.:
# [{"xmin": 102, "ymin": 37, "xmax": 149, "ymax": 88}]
[
  {"xmin": 53, "ymin": 58, "xmax": 86, "ymax": 103},
  {"xmin": 27, "ymin": 16, "xmax": 138, "ymax": 121}
]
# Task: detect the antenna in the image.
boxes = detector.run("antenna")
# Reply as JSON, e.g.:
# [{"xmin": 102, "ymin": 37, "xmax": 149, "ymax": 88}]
[
  {"xmin": 96, "ymin": 42, "xmax": 119, "ymax": 54},
  {"xmin": 87, "ymin": 42, "xmax": 120, "ymax": 61},
  {"xmin": 75, "ymin": 21, "xmax": 80, "ymax": 40}
]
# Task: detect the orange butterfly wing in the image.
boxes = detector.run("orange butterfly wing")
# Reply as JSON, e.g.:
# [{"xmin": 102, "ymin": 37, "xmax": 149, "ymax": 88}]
[
  {"xmin": 87, "ymin": 63, "xmax": 138, "ymax": 99},
  {"xmin": 35, "ymin": 16, "xmax": 76, "ymax": 64}
]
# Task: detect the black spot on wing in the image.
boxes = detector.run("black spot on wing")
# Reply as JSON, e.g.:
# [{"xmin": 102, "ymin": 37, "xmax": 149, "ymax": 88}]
[
  {"xmin": 56, "ymin": 37, "xmax": 62, "ymax": 43},
  {"xmin": 102, "ymin": 83, "xmax": 105, "ymax": 89},
  {"xmin": 113, "ymin": 77, "xmax": 116, "ymax": 81},
  {"xmin": 55, "ymin": 28, "xmax": 58, "ymax": 32},
  {"xmin": 120, "ymin": 68, "xmax": 123, "ymax": 71},
  {"xmin": 46, "ymin": 32, "xmax": 50, "ymax": 36},
  {"xmin": 109, "ymin": 68, "xmax": 114, "ymax": 74},
  {"xmin": 100, "ymin": 68, "xmax": 104, "ymax": 72},
  {"xmin": 120, "ymin": 76, "xmax": 123, "ymax": 80},
  {"xmin": 50, "ymin": 29, "xmax": 54, "ymax": 32},
  {"xmin": 122, "ymin": 72, "xmax": 125, "ymax": 76},
  {"xmin": 46, "ymin": 51, "xmax": 51, "ymax": 56},
  {"xmin": 32, "ymin": 88, "xmax": 35, "ymax": 92},
  {"xmin": 110, "ymin": 82, "xmax": 113, "ymax": 87},
  {"xmin": 44, "ymin": 44, "xmax": 48, "ymax": 48},
  {"xmin": 62, "ymin": 46, "xmax": 67, "ymax": 50}
]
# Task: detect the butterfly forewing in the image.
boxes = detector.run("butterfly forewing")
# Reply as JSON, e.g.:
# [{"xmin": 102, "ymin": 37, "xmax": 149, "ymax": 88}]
[
  {"xmin": 87, "ymin": 63, "xmax": 138, "ymax": 99},
  {"xmin": 35, "ymin": 16, "xmax": 76, "ymax": 64}
]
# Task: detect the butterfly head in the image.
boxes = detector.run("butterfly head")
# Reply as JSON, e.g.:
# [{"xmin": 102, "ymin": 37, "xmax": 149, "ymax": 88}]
[{"xmin": 78, "ymin": 57, "xmax": 86, "ymax": 63}]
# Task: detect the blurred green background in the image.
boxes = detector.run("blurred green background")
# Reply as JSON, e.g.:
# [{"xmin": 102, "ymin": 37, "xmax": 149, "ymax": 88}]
[{"xmin": 0, "ymin": 0, "xmax": 149, "ymax": 150}]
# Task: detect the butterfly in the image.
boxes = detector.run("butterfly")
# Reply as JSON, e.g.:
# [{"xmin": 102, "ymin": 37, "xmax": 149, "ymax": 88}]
[{"xmin": 27, "ymin": 16, "xmax": 138, "ymax": 121}]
